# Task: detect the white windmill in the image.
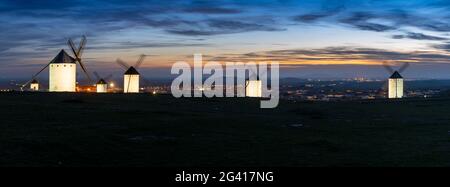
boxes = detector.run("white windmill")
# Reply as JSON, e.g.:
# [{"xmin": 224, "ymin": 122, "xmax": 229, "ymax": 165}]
[
  {"xmin": 383, "ymin": 62, "xmax": 409, "ymax": 99},
  {"xmin": 23, "ymin": 36, "xmax": 91, "ymax": 92},
  {"xmin": 116, "ymin": 55, "xmax": 148, "ymax": 93},
  {"xmin": 93, "ymin": 71, "xmax": 113, "ymax": 93},
  {"xmin": 48, "ymin": 49, "xmax": 77, "ymax": 92},
  {"xmin": 30, "ymin": 79, "xmax": 39, "ymax": 91}
]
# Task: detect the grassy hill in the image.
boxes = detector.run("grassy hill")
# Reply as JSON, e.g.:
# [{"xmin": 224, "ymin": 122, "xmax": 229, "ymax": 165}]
[{"xmin": 1, "ymin": 92, "xmax": 450, "ymax": 167}]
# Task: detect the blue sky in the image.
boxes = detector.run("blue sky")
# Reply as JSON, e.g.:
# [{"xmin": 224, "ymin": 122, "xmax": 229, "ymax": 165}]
[{"xmin": 1, "ymin": 0, "xmax": 450, "ymax": 79}]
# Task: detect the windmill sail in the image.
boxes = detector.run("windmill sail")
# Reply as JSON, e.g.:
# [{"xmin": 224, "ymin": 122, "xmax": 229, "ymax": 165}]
[
  {"xmin": 68, "ymin": 35, "xmax": 91, "ymax": 82},
  {"xmin": 117, "ymin": 55, "xmax": 147, "ymax": 93}
]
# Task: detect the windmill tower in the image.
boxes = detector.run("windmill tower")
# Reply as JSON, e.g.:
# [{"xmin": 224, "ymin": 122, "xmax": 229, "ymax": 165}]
[
  {"xmin": 116, "ymin": 55, "xmax": 147, "ymax": 93},
  {"xmin": 93, "ymin": 71, "xmax": 112, "ymax": 93},
  {"xmin": 245, "ymin": 71, "xmax": 262, "ymax": 97},
  {"xmin": 383, "ymin": 62, "xmax": 409, "ymax": 99},
  {"xmin": 30, "ymin": 79, "xmax": 39, "ymax": 91},
  {"xmin": 49, "ymin": 50, "xmax": 77, "ymax": 92},
  {"xmin": 24, "ymin": 36, "xmax": 91, "ymax": 92},
  {"xmin": 388, "ymin": 71, "xmax": 403, "ymax": 99},
  {"xmin": 96, "ymin": 79, "xmax": 108, "ymax": 93}
]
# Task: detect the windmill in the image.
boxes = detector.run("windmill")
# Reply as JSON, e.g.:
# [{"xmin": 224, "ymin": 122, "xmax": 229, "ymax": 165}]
[
  {"xmin": 30, "ymin": 79, "xmax": 39, "ymax": 91},
  {"xmin": 383, "ymin": 62, "xmax": 409, "ymax": 99},
  {"xmin": 116, "ymin": 54, "xmax": 148, "ymax": 93},
  {"xmin": 93, "ymin": 71, "xmax": 113, "ymax": 93},
  {"xmin": 48, "ymin": 49, "xmax": 77, "ymax": 92},
  {"xmin": 23, "ymin": 35, "xmax": 91, "ymax": 92}
]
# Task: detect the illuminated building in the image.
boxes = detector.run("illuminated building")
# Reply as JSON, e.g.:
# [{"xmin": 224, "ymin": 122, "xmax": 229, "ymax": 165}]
[
  {"xmin": 96, "ymin": 79, "xmax": 108, "ymax": 93},
  {"xmin": 388, "ymin": 71, "xmax": 403, "ymax": 99},
  {"xmin": 123, "ymin": 67, "xmax": 140, "ymax": 93},
  {"xmin": 30, "ymin": 79, "xmax": 39, "ymax": 91},
  {"xmin": 49, "ymin": 50, "xmax": 77, "ymax": 92}
]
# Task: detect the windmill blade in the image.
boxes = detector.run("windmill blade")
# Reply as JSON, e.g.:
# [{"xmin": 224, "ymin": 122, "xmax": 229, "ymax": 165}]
[
  {"xmin": 398, "ymin": 62, "xmax": 410, "ymax": 73},
  {"xmin": 68, "ymin": 38, "xmax": 78, "ymax": 57},
  {"xmin": 116, "ymin": 58, "xmax": 130, "ymax": 70},
  {"xmin": 22, "ymin": 61, "xmax": 51, "ymax": 88},
  {"xmin": 382, "ymin": 62, "xmax": 395, "ymax": 74},
  {"xmin": 93, "ymin": 71, "xmax": 101, "ymax": 80},
  {"xmin": 135, "ymin": 54, "xmax": 147, "ymax": 69},
  {"xmin": 77, "ymin": 35, "xmax": 87, "ymax": 57},
  {"xmin": 77, "ymin": 58, "xmax": 92, "ymax": 82},
  {"xmin": 68, "ymin": 36, "xmax": 86, "ymax": 58},
  {"xmin": 69, "ymin": 37, "xmax": 92, "ymax": 82}
]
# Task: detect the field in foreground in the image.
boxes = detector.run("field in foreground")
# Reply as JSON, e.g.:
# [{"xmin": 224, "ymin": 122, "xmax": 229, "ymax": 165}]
[{"xmin": 1, "ymin": 92, "xmax": 450, "ymax": 167}]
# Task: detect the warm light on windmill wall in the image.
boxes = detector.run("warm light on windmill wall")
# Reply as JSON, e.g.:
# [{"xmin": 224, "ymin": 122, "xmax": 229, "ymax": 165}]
[
  {"xmin": 96, "ymin": 83, "xmax": 107, "ymax": 93},
  {"xmin": 49, "ymin": 63, "xmax": 77, "ymax": 92},
  {"xmin": 30, "ymin": 83, "xmax": 39, "ymax": 91},
  {"xmin": 124, "ymin": 74, "xmax": 140, "ymax": 93}
]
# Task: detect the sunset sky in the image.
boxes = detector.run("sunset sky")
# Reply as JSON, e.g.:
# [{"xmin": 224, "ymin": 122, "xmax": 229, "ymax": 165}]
[{"xmin": 1, "ymin": 0, "xmax": 450, "ymax": 79}]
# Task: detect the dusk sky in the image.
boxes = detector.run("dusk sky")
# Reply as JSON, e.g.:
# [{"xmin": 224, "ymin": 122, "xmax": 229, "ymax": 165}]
[{"xmin": 1, "ymin": 0, "xmax": 450, "ymax": 80}]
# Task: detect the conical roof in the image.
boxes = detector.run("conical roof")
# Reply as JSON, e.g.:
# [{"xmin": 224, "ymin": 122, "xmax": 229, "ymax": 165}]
[
  {"xmin": 50, "ymin": 50, "xmax": 76, "ymax": 64},
  {"xmin": 31, "ymin": 79, "xmax": 38, "ymax": 84},
  {"xmin": 124, "ymin": 66, "xmax": 139, "ymax": 75},
  {"xmin": 390, "ymin": 71, "xmax": 403, "ymax": 79},
  {"xmin": 96, "ymin": 79, "xmax": 107, "ymax": 84}
]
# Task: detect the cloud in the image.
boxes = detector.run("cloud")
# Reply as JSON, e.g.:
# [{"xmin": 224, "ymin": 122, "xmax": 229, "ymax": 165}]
[
  {"xmin": 0, "ymin": 0, "xmax": 80, "ymax": 11},
  {"xmin": 434, "ymin": 42, "xmax": 450, "ymax": 52},
  {"xmin": 292, "ymin": 6, "xmax": 450, "ymax": 36},
  {"xmin": 293, "ymin": 11, "xmax": 397, "ymax": 32},
  {"xmin": 89, "ymin": 42, "xmax": 210, "ymax": 50},
  {"xmin": 165, "ymin": 29, "xmax": 218, "ymax": 36},
  {"xmin": 339, "ymin": 12, "xmax": 396, "ymax": 32},
  {"xmin": 207, "ymin": 46, "xmax": 450, "ymax": 65},
  {"xmin": 292, "ymin": 13, "xmax": 334, "ymax": 23},
  {"xmin": 291, "ymin": 0, "xmax": 344, "ymax": 23},
  {"xmin": 166, "ymin": 19, "xmax": 284, "ymax": 36},
  {"xmin": 3, "ymin": 0, "xmax": 450, "ymax": 76},
  {"xmin": 392, "ymin": 32, "xmax": 448, "ymax": 41},
  {"xmin": 351, "ymin": 22, "xmax": 395, "ymax": 32},
  {"xmin": 208, "ymin": 19, "xmax": 282, "ymax": 31},
  {"xmin": 0, "ymin": 0, "xmax": 290, "ymax": 64},
  {"xmin": 184, "ymin": 7, "xmax": 241, "ymax": 14}
]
